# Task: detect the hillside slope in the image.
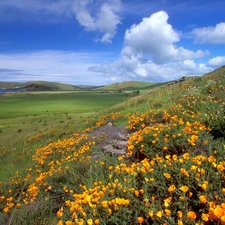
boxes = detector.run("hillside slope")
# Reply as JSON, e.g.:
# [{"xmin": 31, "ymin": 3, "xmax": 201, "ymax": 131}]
[
  {"xmin": 96, "ymin": 80, "xmax": 155, "ymax": 91},
  {"xmin": 0, "ymin": 66, "xmax": 225, "ymax": 225},
  {"xmin": 0, "ymin": 81, "xmax": 84, "ymax": 91}
]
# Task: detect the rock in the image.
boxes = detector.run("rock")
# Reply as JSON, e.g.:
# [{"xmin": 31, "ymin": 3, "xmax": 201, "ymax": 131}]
[
  {"xmin": 105, "ymin": 148, "xmax": 127, "ymax": 155},
  {"xmin": 118, "ymin": 132, "xmax": 130, "ymax": 141},
  {"xmin": 102, "ymin": 144, "xmax": 114, "ymax": 152},
  {"xmin": 116, "ymin": 140, "xmax": 127, "ymax": 149},
  {"xmin": 102, "ymin": 144, "xmax": 127, "ymax": 156}
]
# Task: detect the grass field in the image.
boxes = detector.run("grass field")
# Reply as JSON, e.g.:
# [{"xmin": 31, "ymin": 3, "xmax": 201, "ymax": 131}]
[
  {"xmin": 0, "ymin": 91, "xmax": 129, "ymax": 148},
  {"xmin": 0, "ymin": 91, "xmax": 129, "ymax": 118}
]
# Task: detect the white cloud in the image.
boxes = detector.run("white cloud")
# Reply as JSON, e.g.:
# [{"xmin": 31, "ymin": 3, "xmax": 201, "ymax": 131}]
[
  {"xmin": 123, "ymin": 11, "xmax": 208, "ymax": 63},
  {"xmin": 124, "ymin": 11, "xmax": 179, "ymax": 63},
  {"xmin": 72, "ymin": 0, "xmax": 121, "ymax": 43},
  {"xmin": 89, "ymin": 54, "xmax": 212, "ymax": 83},
  {"xmin": 0, "ymin": 51, "xmax": 108, "ymax": 85},
  {"xmin": 89, "ymin": 11, "xmax": 211, "ymax": 83},
  {"xmin": 191, "ymin": 22, "xmax": 225, "ymax": 44},
  {"xmin": 208, "ymin": 56, "xmax": 225, "ymax": 67}
]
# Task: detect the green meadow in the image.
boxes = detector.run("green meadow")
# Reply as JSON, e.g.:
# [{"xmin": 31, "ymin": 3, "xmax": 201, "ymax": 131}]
[{"xmin": 0, "ymin": 91, "xmax": 129, "ymax": 148}]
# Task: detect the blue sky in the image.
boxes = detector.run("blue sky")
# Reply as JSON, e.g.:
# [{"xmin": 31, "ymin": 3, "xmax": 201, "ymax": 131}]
[{"xmin": 0, "ymin": 0, "xmax": 225, "ymax": 85}]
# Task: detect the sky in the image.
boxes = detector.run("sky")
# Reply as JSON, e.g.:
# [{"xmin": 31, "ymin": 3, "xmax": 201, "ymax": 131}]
[{"xmin": 0, "ymin": 0, "xmax": 225, "ymax": 85}]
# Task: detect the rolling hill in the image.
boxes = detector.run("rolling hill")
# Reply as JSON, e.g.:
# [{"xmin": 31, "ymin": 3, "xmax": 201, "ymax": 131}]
[
  {"xmin": 96, "ymin": 80, "xmax": 155, "ymax": 91},
  {"xmin": 0, "ymin": 80, "xmax": 156, "ymax": 91},
  {"xmin": 0, "ymin": 81, "xmax": 84, "ymax": 91}
]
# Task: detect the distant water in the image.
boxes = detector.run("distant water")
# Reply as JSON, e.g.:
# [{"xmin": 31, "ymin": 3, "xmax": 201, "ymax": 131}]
[{"xmin": 0, "ymin": 89, "xmax": 26, "ymax": 95}]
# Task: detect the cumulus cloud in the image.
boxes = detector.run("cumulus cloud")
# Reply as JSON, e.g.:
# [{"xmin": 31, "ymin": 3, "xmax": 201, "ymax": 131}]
[
  {"xmin": 124, "ymin": 11, "xmax": 179, "ymax": 63},
  {"xmin": 191, "ymin": 22, "xmax": 225, "ymax": 44},
  {"xmin": 0, "ymin": 51, "xmax": 107, "ymax": 85},
  {"xmin": 123, "ymin": 11, "xmax": 208, "ymax": 63},
  {"xmin": 89, "ymin": 11, "xmax": 211, "ymax": 82},
  {"xmin": 89, "ymin": 54, "xmax": 212, "ymax": 83},
  {"xmin": 208, "ymin": 56, "xmax": 225, "ymax": 67},
  {"xmin": 73, "ymin": 0, "xmax": 121, "ymax": 43}
]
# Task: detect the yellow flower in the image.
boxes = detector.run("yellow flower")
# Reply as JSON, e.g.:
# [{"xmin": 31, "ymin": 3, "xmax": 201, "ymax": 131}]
[
  {"xmin": 168, "ymin": 185, "xmax": 176, "ymax": 192},
  {"xmin": 87, "ymin": 219, "xmax": 93, "ymax": 225},
  {"xmin": 6, "ymin": 197, "xmax": 13, "ymax": 202},
  {"xmin": 199, "ymin": 195, "xmax": 207, "ymax": 204},
  {"xmin": 108, "ymin": 166, "xmax": 113, "ymax": 171},
  {"xmin": 221, "ymin": 215, "xmax": 225, "ymax": 223},
  {"xmin": 57, "ymin": 208, "xmax": 63, "ymax": 218},
  {"xmin": 137, "ymin": 216, "xmax": 144, "ymax": 224},
  {"xmin": 94, "ymin": 219, "xmax": 100, "ymax": 225},
  {"xmin": 65, "ymin": 221, "xmax": 74, "ymax": 225},
  {"xmin": 57, "ymin": 220, "xmax": 63, "ymax": 225},
  {"xmin": 165, "ymin": 209, "xmax": 171, "ymax": 216},
  {"xmin": 146, "ymin": 210, "xmax": 153, "ymax": 218},
  {"xmin": 156, "ymin": 211, "xmax": 163, "ymax": 218},
  {"xmin": 16, "ymin": 203, "xmax": 21, "ymax": 208},
  {"xmin": 172, "ymin": 155, "xmax": 178, "ymax": 161},
  {"xmin": 179, "ymin": 185, "xmax": 188, "ymax": 193},
  {"xmin": 200, "ymin": 181, "xmax": 208, "ymax": 190},
  {"xmin": 214, "ymin": 206, "xmax": 224, "ymax": 218},
  {"xmin": 217, "ymin": 164, "xmax": 225, "ymax": 171},
  {"xmin": 222, "ymin": 188, "xmax": 225, "ymax": 194},
  {"xmin": 101, "ymin": 201, "xmax": 108, "ymax": 208},
  {"xmin": 180, "ymin": 168, "xmax": 189, "ymax": 177},
  {"xmin": 3, "ymin": 207, "xmax": 10, "ymax": 213},
  {"xmin": 163, "ymin": 173, "xmax": 171, "ymax": 179},
  {"xmin": 201, "ymin": 213, "xmax": 209, "ymax": 221},
  {"xmin": 164, "ymin": 138, "xmax": 168, "ymax": 143},
  {"xmin": 108, "ymin": 208, "xmax": 112, "ymax": 215},
  {"xmin": 135, "ymin": 190, "xmax": 139, "ymax": 197},
  {"xmin": 164, "ymin": 197, "xmax": 172, "ymax": 207},
  {"xmin": 187, "ymin": 211, "xmax": 197, "ymax": 220},
  {"xmin": 177, "ymin": 211, "xmax": 183, "ymax": 219}
]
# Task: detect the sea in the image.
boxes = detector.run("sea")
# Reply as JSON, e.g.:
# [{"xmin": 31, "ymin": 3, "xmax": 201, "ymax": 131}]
[{"xmin": 0, "ymin": 89, "xmax": 26, "ymax": 95}]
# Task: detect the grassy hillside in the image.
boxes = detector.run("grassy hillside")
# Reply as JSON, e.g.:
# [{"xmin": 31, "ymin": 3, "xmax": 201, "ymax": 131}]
[
  {"xmin": 0, "ymin": 81, "xmax": 84, "ymax": 91},
  {"xmin": 23, "ymin": 81, "xmax": 83, "ymax": 91},
  {"xmin": 0, "ymin": 82, "xmax": 24, "ymax": 89},
  {"xmin": 0, "ymin": 67, "xmax": 225, "ymax": 225},
  {"xmin": 1, "ymin": 80, "xmax": 156, "ymax": 92},
  {"xmin": 97, "ymin": 81, "xmax": 155, "ymax": 91}
]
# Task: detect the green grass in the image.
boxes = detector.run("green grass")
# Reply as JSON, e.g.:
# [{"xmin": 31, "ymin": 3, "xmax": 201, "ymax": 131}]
[
  {"xmin": 0, "ymin": 91, "xmax": 129, "ymax": 148},
  {"xmin": 0, "ymin": 92, "xmax": 129, "ymax": 119}
]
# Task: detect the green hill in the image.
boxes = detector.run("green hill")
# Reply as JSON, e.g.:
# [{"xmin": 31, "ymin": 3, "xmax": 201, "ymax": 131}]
[
  {"xmin": 0, "ymin": 81, "xmax": 84, "ymax": 91},
  {"xmin": 97, "ymin": 80, "xmax": 155, "ymax": 91},
  {"xmin": 23, "ymin": 81, "xmax": 83, "ymax": 91},
  {"xmin": 0, "ymin": 80, "xmax": 156, "ymax": 92},
  {"xmin": 0, "ymin": 81, "xmax": 24, "ymax": 89}
]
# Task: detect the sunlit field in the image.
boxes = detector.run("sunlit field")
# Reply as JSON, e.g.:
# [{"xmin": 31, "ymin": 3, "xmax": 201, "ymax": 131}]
[
  {"xmin": 0, "ymin": 91, "xmax": 129, "ymax": 148},
  {"xmin": 0, "ymin": 67, "xmax": 225, "ymax": 225}
]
